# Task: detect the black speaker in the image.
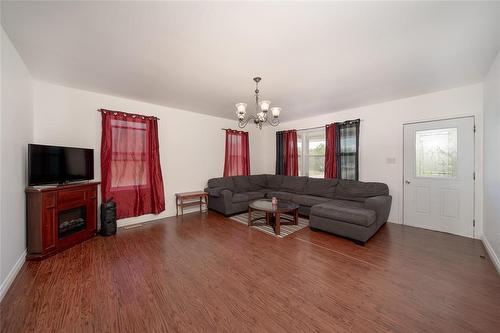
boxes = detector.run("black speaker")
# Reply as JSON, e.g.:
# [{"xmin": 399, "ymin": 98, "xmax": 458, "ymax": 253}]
[{"xmin": 100, "ymin": 199, "xmax": 117, "ymax": 236}]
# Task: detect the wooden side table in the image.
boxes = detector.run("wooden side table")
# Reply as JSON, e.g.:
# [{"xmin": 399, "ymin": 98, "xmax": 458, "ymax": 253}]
[{"xmin": 175, "ymin": 191, "xmax": 209, "ymax": 216}]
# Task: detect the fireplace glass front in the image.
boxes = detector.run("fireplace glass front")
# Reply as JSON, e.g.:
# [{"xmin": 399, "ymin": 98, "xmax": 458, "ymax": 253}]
[{"xmin": 58, "ymin": 206, "xmax": 87, "ymax": 239}]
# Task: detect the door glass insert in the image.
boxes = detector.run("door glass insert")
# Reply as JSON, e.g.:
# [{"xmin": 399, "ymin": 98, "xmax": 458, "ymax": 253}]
[{"xmin": 415, "ymin": 127, "xmax": 457, "ymax": 178}]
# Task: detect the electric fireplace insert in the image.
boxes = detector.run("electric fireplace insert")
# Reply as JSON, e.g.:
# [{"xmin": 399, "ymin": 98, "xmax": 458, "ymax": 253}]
[{"xmin": 58, "ymin": 206, "xmax": 87, "ymax": 239}]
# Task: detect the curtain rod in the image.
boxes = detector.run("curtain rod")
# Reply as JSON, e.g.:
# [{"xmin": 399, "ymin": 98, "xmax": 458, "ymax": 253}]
[
  {"xmin": 97, "ymin": 109, "xmax": 160, "ymax": 120},
  {"xmin": 293, "ymin": 125, "xmax": 325, "ymax": 132},
  {"xmin": 289, "ymin": 118, "xmax": 361, "ymax": 132},
  {"xmin": 221, "ymin": 128, "xmax": 247, "ymax": 132}
]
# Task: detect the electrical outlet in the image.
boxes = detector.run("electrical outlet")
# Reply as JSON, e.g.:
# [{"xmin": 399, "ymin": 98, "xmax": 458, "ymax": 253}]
[{"xmin": 386, "ymin": 157, "xmax": 396, "ymax": 164}]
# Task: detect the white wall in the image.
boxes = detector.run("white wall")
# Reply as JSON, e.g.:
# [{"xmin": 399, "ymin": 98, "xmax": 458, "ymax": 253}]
[
  {"xmin": 33, "ymin": 81, "xmax": 262, "ymax": 227},
  {"xmin": 256, "ymin": 84, "xmax": 484, "ymax": 233},
  {"xmin": 0, "ymin": 29, "xmax": 33, "ymax": 299},
  {"xmin": 483, "ymin": 50, "xmax": 500, "ymax": 272}
]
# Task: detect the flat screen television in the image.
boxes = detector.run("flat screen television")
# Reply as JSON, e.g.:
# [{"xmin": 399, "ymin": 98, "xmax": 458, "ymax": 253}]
[{"xmin": 28, "ymin": 144, "xmax": 94, "ymax": 186}]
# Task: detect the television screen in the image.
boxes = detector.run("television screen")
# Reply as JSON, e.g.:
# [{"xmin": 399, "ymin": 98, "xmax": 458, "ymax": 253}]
[{"xmin": 28, "ymin": 144, "xmax": 94, "ymax": 186}]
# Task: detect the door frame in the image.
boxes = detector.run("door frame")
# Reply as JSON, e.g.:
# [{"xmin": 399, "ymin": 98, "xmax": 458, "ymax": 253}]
[{"xmin": 402, "ymin": 115, "xmax": 476, "ymax": 237}]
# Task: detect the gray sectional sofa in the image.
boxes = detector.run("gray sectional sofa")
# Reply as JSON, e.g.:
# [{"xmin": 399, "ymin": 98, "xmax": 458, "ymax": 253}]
[{"xmin": 205, "ymin": 175, "xmax": 391, "ymax": 244}]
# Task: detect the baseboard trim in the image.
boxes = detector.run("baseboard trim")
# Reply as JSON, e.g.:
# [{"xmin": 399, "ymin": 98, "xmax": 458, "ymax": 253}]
[
  {"xmin": 117, "ymin": 215, "xmax": 166, "ymax": 229},
  {"xmin": 482, "ymin": 235, "xmax": 500, "ymax": 275},
  {"xmin": 0, "ymin": 249, "xmax": 27, "ymax": 302},
  {"xmin": 116, "ymin": 207, "xmax": 203, "ymax": 229}
]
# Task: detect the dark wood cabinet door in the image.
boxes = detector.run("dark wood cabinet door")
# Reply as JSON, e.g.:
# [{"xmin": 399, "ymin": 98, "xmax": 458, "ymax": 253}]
[
  {"xmin": 87, "ymin": 198, "xmax": 97, "ymax": 232},
  {"xmin": 41, "ymin": 192, "xmax": 57, "ymax": 251},
  {"xmin": 42, "ymin": 206, "xmax": 56, "ymax": 251}
]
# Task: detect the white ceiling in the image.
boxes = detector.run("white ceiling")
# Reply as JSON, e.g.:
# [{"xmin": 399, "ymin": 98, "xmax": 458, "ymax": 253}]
[{"xmin": 2, "ymin": 1, "xmax": 499, "ymax": 121}]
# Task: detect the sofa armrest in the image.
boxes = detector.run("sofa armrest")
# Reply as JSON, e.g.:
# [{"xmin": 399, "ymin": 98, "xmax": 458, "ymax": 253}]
[
  {"xmin": 205, "ymin": 187, "xmax": 235, "ymax": 215},
  {"xmin": 220, "ymin": 189, "xmax": 233, "ymax": 204},
  {"xmin": 205, "ymin": 186, "xmax": 228, "ymax": 198},
  {"xmin": 207, "ymin": 188, "xmax": 233, "ymax": 206},
  {"xmin": 364, "ymin": 195, "xmax": 392, "ymax": 226}
]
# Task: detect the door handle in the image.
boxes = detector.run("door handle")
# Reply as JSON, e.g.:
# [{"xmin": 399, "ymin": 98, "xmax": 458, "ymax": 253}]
[{"xmin": 405, "ymin": 180, "xmax": 411, "ymax": 184}]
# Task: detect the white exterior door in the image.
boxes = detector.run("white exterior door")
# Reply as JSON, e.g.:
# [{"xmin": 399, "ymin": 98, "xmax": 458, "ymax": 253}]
[{"xmin": 403, "ymin": 117, "xmax": 475, "ymax": 237}]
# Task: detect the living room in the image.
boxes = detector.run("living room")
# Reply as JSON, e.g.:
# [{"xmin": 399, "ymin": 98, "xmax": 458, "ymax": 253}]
[{"xmin": 1, "ymin": 1, "xmax": 499, "ymax": 332}]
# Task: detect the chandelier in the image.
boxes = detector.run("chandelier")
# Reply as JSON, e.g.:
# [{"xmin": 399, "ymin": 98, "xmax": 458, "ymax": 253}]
[{"xmin": 235, "ymin": 77, "xmax": 281, "ymax": 129}]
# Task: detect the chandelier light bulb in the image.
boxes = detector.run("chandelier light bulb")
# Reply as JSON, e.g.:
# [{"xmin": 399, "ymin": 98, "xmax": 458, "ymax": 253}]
[
  {"xmin": 259, "ymin": 100, "xmax": 271, "ymax": 112},
  {"xmin": 270, "ymin": 107, "xmax": 281, "ymax": 118},
  {"xmin": 235, "ymin": 103, "xmax": 247, "ymax": 114}
]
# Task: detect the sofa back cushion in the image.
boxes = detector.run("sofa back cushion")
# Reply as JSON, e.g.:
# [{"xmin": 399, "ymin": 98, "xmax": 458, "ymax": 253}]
[
  {"xmin": 280, "ymin": 176, "xmax": 309, "ymax": 193},
  {"xmin": 232, "ymin": 176, "xmax": 252, "ymax": 193},
  {"xmin": 207, "ymin": 177, "xmax": 234, "ymax": 191},
  {"xmin": 336, "ymin": 180, "xmax": 389, "ymax": 202},
  {"xmin": 266, "ymin": 175, "xmax": 284, "ymax": 190},
  {"xmin": 248, "ymin": 174, "xmax": 268, "ymax": 190},
  {"xmin": 302, "ymin": 178, "xmax": 338, "ymax": 198}
]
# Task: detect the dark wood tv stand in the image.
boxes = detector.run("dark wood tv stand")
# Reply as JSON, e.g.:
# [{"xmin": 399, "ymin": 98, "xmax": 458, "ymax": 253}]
[{"xmin": 26, "ymin": 181, "xmax": 100, "ymax": 260}]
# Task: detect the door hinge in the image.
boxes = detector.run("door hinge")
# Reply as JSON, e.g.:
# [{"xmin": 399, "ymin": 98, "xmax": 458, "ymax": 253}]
[
  {"xmin": 474, "ymin": 125, "xmax": 476, "ymax": 133},
  {"xmin": 473, "ymin": 172, "xmax": 476, "ymax": 180},
  {"xmin": 473, "ymin": 219, "xmax": 476, "ymax": 227}
]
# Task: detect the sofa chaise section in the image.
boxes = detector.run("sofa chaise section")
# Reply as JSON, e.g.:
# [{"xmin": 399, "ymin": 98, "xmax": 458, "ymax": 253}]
[{"xmin": 309, "ymin": 181, "xmax": 391, "ymax": 244}]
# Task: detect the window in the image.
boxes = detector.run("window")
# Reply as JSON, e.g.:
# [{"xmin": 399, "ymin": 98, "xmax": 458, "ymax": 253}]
[
  {"xmin": 281, "ymin": 119, "xmax": 359, "ymax": 179},
  {"xmin": 416, "ymin": 128, "xmax": 457, "ymax": 178},
  {"xmin": 110, "ymin": 119, "xmax": 149, "ymax": 188},
  {"xmin": 297, "ymin": 129, "xmax": 326, "ymax": 178},
  {"xmin": 338, "ymin": 123, "xmax": 359, "ymax": 180},
  {"xmin": 100, "ymin": 109, "xmax": 165, "ymax": 219}
]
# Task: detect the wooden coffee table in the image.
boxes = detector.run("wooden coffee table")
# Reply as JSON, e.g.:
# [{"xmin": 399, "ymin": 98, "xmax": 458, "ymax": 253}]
[{"xmin": 248, "ymin": 199, "xmax": 299, "ymax": 236}]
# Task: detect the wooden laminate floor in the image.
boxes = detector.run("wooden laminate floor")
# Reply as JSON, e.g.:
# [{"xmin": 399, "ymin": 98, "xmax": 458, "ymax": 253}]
[{"xmin": 1, "ymin": 211, "xmax": 500, "ymax": 332}]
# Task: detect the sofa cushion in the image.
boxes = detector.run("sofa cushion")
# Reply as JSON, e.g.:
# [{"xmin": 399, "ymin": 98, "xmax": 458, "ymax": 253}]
[
  {"xmin": 310, "ymin": 200, "xmax": 376, "ymax": 227},
  {"xmin": 265, "ymin": 191, "xmax": 294, "ymax": 202},
  {"xmin": 232, "ymin": 176, "xmax": 251, "ymax": 193},
  {"xmin": 291, "ymin": 194, "xmax": 332, "ymax": 207},
  {"xmin": 232, "ymin": 191, "xmax": 266, "ymax": 203},
  {"xmin": 302, "ymin": 178, "xmax": 338, "ymax": 198},
  {"xmin": 280, "ymin": 176, "xmax": 308, "ymax": 193},
  {"xmin": 266, "ymin": 175, "xmax": 284, "ymax": 190},
  {"xmin": 248, "ymin": 174, "xmax": 268, "ymax": 191},
  {"xmin": 336, "ymin": 180, "xmax": 389, "ymax": 202},
  {"xmin": 207, "ymin": 177, "xmax": 235, "ymax": 191}
]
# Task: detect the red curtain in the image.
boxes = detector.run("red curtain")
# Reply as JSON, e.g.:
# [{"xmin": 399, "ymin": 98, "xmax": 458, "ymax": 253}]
[
  {"xmin": 101, "ymin": 109, "xmax": 165, "ymax": 219},
  {"xmin": 223, "ymin": 129, "xmax": 250, "ymax": 176},
  {"xmin": 283, "ymin": 130, "xmax": 298, "ymax": 176},
  {"xmin": 325, "ymin": 123, "xmax": 337, "ymax": 178}
]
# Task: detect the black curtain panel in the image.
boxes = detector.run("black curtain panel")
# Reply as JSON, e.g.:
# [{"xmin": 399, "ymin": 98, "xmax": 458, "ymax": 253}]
[
  {"xmin": 275, "ymin": 131, "xmax": 285, "ymax": 175},
  {"xmin": 336, "ymin": 119, "xmax": 360, "ymax": 180}
]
